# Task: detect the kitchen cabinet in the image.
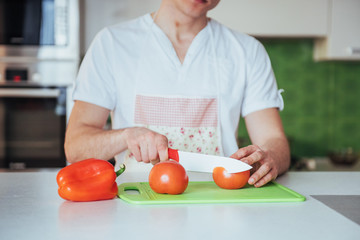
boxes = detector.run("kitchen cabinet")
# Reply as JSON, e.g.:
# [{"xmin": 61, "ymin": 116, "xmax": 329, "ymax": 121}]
[
  {"xmin": 81, "ymin": 0, "xmax": 161, "ymax": 55},
  {"xmin": 208, "ymin": 0, "xmax": 329, "ymax": 37},
  {"xmin": 81, "ymin": 0, "xmax": 359, "ymax": 60},
  {"xmin": 314, "ymin": 0, "xmax": 360, "ymax": 60}
]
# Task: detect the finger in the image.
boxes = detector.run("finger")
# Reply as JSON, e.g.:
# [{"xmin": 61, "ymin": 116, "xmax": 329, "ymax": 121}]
[
  {"xmin": 126, "ymin": 130, "xmax": 144, "ymax": 162},
  {"xmin": 127, "ymin": 140, "xmax": 142, "ymax": 162},
  {"xmin": 156, "ymin": 135, "xmax": 168, "ymax": 162},
  {"xmin": 139, "ymin": 142, "xmax": 149, "ymax": 163},
  {"xmin": 253, "ymin": 169, "xmax": 278, "ymax": 188},
  {"xmin": 148, "ymin": 138, "xmax": 160, "ymax": 165},
  {"xmin": 241, "ymin": 149, "xmax": 265, "ymax": 165},
  {"xmin": 147, "ymin": 139, "xmax": 158, "ymax": 163},
  {"xmin": 158, "ymin": 147, "xmax": 168, "ymax": 162},
  {"xmin": 130, "ymin": 147, "xmax": 142, "ymax": 162},
  {"xmin": 248, "ymin": 162, "xmax": 271, "ymax": 185},
  {"xmin": 230, "ymin": 145, "xmax": 259, "ymax": 159}
]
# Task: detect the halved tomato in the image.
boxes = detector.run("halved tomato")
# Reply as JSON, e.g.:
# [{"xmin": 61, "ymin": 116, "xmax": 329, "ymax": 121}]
[{"xmin": 212, "ymin": 167, "xmax": 250, "ymax": 189}]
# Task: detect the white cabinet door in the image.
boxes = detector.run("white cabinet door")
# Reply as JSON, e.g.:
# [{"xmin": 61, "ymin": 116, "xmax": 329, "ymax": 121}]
[
  {"xmin": 314, "ymin": 0, "xmax": 360, "ymax": 60},
  {"xmin": 81, "ymin": 0, "xmax": 162, "ymax": 55},
  {"xmin": 208, "ymin": 0, "xmax": 328, "ymax": 37}
]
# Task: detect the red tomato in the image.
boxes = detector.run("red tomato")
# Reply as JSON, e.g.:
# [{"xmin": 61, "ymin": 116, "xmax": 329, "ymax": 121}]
[
  {"xmin": 149, "ymin": 161, "xmax": 189, "ymax": 195},
  {"xmin": 212, "ymin": 167, "xmax": 250, "ymax": 189}
]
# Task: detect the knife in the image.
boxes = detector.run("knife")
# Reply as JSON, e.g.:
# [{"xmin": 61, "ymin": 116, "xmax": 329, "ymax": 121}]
[{"xmin": 168, "ymin": 148, "xmax": 252, "ymax": 173}]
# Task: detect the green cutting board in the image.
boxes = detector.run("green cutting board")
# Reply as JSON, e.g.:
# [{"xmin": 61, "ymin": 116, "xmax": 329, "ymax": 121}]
[{"xmin": 118, "ymin": 181, "xmax": 306, "ymax": 204}]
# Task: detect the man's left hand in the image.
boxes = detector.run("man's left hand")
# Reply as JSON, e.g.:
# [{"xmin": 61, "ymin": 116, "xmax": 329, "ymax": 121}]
[{"xmin": 230, "ymin": 145, "xmax": 279, "ymax": 187}]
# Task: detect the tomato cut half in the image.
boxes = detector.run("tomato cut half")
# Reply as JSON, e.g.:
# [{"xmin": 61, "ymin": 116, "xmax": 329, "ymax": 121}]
[{"xmin": 212, "ymin": 167, "xmax": 250, "ymax": 189}]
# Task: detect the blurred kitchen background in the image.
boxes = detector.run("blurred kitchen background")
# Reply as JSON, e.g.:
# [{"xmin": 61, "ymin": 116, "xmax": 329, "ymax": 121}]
[{"xmin": 0, "ymin": 0, "xmax": 359, "ymax": 171}]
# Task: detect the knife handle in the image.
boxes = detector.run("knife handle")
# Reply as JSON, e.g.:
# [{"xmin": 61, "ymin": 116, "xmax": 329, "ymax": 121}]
[{"xmin": 168, "ymin": 148, "xmax": 179, "ymax": 162}]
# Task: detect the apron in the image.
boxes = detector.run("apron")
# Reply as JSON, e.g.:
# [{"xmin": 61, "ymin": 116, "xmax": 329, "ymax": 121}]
[{"xmin": 122, "ymin": 16, "xmax": 223, "ymax": 172}]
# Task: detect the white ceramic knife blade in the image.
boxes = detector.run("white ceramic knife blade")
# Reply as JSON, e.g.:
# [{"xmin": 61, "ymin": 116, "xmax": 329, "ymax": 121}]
[{"xmin": 168, "ymin": 148, "xmax": 252, "ymax": 173}]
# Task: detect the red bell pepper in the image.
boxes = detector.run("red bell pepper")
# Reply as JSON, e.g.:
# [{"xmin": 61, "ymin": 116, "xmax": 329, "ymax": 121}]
[{"xmin": 56, "ymin": 159, "xmax": 125, "ymax": 202}]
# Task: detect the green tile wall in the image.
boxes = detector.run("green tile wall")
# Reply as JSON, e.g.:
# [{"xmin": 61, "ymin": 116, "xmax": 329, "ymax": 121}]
[{"xmin": 238, "ymin": 39, "xmax": 360, "ymax": 159}]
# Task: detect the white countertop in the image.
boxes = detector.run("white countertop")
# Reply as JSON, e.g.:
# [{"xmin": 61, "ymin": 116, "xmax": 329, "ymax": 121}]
[{"xmin": 0, "ymin": 171, "xmax": 359, "ymax": 240}]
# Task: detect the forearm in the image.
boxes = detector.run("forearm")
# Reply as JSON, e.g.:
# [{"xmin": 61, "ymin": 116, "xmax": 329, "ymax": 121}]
[
  {"xmin": 239, "ymin": 108, "xmax": 291, "ymax": 187},
  {"xmin": 258, "ymin": 136, "xmax": 290, "ymax": 175},
  {"xmin": 245, "ymin": 108, "xmax": 290, "ymax": 175},
  {"xmin": 64, "ymin": 124, "xmax": 127, "ymax": 163}
]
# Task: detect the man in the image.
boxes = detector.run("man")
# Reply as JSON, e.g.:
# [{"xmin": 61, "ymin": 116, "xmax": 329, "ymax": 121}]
[{"xmin": 65, "ymin": 0, "xmax": 290, "ymax": 187}]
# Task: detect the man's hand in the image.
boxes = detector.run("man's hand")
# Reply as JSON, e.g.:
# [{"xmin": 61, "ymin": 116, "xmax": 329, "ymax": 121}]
[
  {"xmin": 123, "ymin": 127, "xmax": 169, "ymax": 165},
  {"xmin": 234, "ymin": 108, "xmax": 290, "ymax": 187},
  {"xmin": 230, "ymin": 145, "xmax": 278, "ymax": 188}
]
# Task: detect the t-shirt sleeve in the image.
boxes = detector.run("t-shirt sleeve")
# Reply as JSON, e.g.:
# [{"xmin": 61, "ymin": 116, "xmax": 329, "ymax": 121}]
[
  {"xmin": 72, "ymin": 28, "xmax": 116, "ymax": 110},
  {"xmin": 241, "ymin": 40, "xmax": 284, "ymax": 117}
]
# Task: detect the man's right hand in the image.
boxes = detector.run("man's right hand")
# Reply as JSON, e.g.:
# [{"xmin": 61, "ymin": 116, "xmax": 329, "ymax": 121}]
[{"xmin": 123, "ymin": 127, "xmax": 169, "ymax": 165}]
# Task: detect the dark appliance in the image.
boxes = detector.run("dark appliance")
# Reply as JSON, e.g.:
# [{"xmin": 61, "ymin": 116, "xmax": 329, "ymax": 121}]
[
  {"xmin": 0, "ymin": 0, "xmax": 79, "ymax": 169},
  {"xmin": 0, "ymin": 84, "xmax": 67, "ymax": 168}
]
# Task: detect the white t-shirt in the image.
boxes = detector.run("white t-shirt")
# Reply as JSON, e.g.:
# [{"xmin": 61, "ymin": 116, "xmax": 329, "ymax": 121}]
[{"xmin": 73, "ymin": 14, "xmax": 284, "ymax": 171}]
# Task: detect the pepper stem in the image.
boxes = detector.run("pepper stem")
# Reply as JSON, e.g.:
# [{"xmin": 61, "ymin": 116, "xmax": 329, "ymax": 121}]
[{"xmin": 116, "ymin": 164, "xmax": 126, "ymax": 177}]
